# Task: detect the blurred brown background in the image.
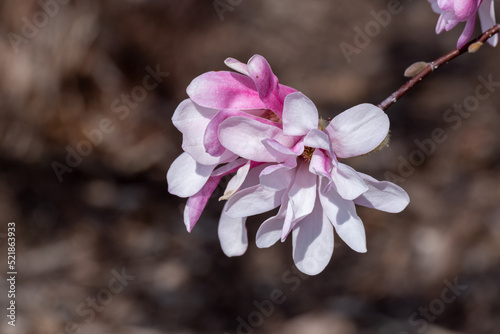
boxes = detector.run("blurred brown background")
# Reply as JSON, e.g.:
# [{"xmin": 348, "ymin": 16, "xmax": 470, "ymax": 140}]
[{"xmin": 0, "ymin": 0, "xmax": 499, "ymax": 333}]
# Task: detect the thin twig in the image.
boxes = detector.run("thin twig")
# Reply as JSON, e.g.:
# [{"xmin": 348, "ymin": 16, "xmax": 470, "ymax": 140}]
[{"xmin": 378, "ymin": 24, "xmax": 500, "ymax": 111}]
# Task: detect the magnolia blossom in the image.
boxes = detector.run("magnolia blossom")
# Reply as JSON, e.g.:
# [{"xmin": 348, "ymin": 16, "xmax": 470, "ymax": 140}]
[
  {"xmin": 167, "ymin": 55, "xmax": 410, "ymax": 275},
  {"xmin": 428, "ymin": 0, "xmax": 498, "ymax": 48},
  {"xmin": 218, "ymin": 92, "xmax": 409, "ymax": 275},
  {"xmin": 167, "ymin": 55, "xmax": 296, "ymax": 231}
]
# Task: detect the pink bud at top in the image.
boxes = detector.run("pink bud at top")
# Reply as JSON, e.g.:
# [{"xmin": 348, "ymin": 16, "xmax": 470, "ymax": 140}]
[{"xmin": 428, "ymin": 0, "xmax": 498, "ymax": 48}]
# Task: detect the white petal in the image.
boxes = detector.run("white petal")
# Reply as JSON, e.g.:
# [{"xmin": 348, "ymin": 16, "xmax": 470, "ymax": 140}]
[
  {"xmin": 319, "ymin": 179, "xmax": 367, "ymax": 253},
  {"xmin": 218, "ymin": 204, "xmax": 248, "ymax": 257},
  {"xmin": 281, "ymin": 161, "xmax": 317, "ymax": 240},
  {"xmin": 224, "ymin": 57, "xmax": 250, "ymax": 76},
  {"xmin": 259, "ymin": 163, "xmax": 296, "ymax": 190},
  {"xmin": 331, "ymin": 163, "xmax": 369, "ymax": 200},
  {"xmin": 354, "ymin": 172, "xmax": 410, "ymax": 213},
  {"xmin": 292, "ymin": 200, "xmax": 334, "ymax": 276},
  {"xmin": 167, "ymin": 152, "xmax": 216, "ymax": 198},
  {"xmin": 219, "ymin": 161, "xmax": 251, "ymax": 200},
  {"xmin": 325, "ymin": 104, "xmax": 389, "ymax": 158},
  {"xmin": 256, "ymin": 202, "xmax": 287, "ymax": 248},
  {"xmin": 172, "ymin": 99, "xmax": 236, "ymax": 165},
  {"xmin": 303, "ymin": 129, "xmax": 332, "ymax": 152},
  {"xmin": 282, "ymin": 92, "xmax": 319, "ymax": 136},
  {"xmin": 478, "ymin": 0, "xmax": 498, "ymax": 47},
  {"xmin": 224, "ymin": 185, "xmax": 284, "ymax": 218},
  {"xmin": 219, "ymin": 117, "xmax": 298, "ymax": 162}
]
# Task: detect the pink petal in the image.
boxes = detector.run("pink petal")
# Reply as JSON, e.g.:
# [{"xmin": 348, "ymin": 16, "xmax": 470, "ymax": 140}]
[
  {"xmin": 292, "ymin": 199, "xmax": 334, "ymax": 276},
  {"xmin": 172, "ymin": 99, "xmax": 236, "ymax": 165},
  {"xmin": 319, "ymin": 179, "xmax": 367, "ymax": 253},
  {"xmin": 282, "ymin": 92, "xmax": 319, "ymax": 136},
  {"xmin": 183, "ymin": 175, "xmax": 222, "ymax": 232},
  {"xmin": 325, "ymin": 103, "xmax": 389, "ymax": 159},
  {"xmin": 457, "ymin": 15, "xmax": 477, "ymax": 48},
  {"xmin": 224, "ymin": 185, "xmax": 284, "ymax": 218},
  {"xmin": 331, "ymin": 163, "xmax": 369, "ymax": 200},
  {"xmin": 453, "ymin": 0, "xmax": 478, "ymax": 20},
  {"xmin": 187, "ymin": 71, "xmax": 265, "ymax": 110},
  {"xmin": 309, "ymin": 149, "xmax": 333, "ymax": 180},
  {"xmin": 218, "ymin": 204, "xmax": 248, "ymax": 257},
  {"xmin": 219, "ymin": 117, "xmax": 299, "ymax": 162},
  {"xmin": 438, "ymin": 0, "xmax": 454, "ymax": 11},
  {"xmin": 167, "ymin": 152, "xmax": 216, "ymax": 198},
  {"xmin": 436, "ymin": 13, "xmax": 449, "ymax": 33},
  {"xmin": 353, "ymin": 172, "xmax": 410, "ymax": 213},
  {"xmin": 478, "ymin": 0, "xmax": 498, "ymax": 47},
  {"xmin": 247, "ymin": 55, "xmax": 287, "ymax": 115}
]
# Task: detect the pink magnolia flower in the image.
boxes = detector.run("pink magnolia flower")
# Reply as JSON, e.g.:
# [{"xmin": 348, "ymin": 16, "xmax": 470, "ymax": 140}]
[
  {"xmin": 218, "ymin": 92, "xmax": 409, "ymax": 275},
  {"xmin": 167, "ymin": 55, "xmax": 297, "ymax": 232},
  {"xmin": 428, "ymin": 0, "xmax": 498, "ymax": 48}
]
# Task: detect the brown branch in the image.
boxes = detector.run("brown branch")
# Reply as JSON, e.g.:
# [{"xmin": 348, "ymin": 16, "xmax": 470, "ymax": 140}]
[{"xmin": 378, "ymin": 24, "xmax": 500, "ymax": 111}]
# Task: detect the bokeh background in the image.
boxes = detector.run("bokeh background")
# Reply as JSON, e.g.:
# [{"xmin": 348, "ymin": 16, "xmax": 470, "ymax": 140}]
[{"xmin": 1, "ymin": 0, "xmax": 499, "ymax": 333}]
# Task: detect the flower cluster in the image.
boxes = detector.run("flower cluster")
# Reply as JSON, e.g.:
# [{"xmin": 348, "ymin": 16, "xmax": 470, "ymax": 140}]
[
  {"xmin": 428, "ymin": 0, "xmax": 498, "ymax": 48},
  {"xmin": 167, "ymin": 55, "xmax": 409, "ymax": 275}
]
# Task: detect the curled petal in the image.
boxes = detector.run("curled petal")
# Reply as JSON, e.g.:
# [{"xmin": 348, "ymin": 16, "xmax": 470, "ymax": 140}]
[
  {"xmin": 247, "ymin": 55, "xmax": 289, "ymax": 115},
  {"xmin": 325, "ymin": 104, "xmax": 389, "ymax": 158}
]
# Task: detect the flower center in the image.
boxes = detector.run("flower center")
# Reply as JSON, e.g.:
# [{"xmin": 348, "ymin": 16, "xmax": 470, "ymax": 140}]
[
  {"xmin": 261, "ymin": 109, "xmax": 281, "ymax": 123},
  {"xmin": 301, "ymin": 146, "xmax": 315, "ymax": 161}
]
